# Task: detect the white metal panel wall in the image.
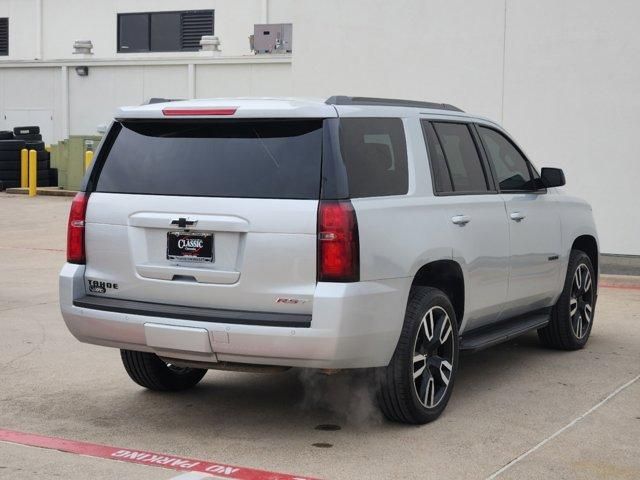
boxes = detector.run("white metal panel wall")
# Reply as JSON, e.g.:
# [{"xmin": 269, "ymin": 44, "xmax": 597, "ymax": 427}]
[
  {"xmin": 0, "ymin": 67, "xmax": 59, "ymax": 141},
  {"xmin": 289, "ymin": 0, "xmax": 507, "ymax": 121},
  {"xmin": 195, "ymin": 63, "xmax": 293, "ymax": 98},
  {"xmin": 68, "ymin": 65, "xmax": 192, "ymax": 135},
  {"xmin": 67, "ymin": 63, "xmax": 292, "ymax": 135},
  {"xmin": 142, "ymin": 65, "xmax": 189, "ymax": 101},
  {"xmin": 0, "ymin": 0, "xmax": 38, "ymax": 60},
  {"xmin": 69, "ymin": 66, "xmax": 143, "ymax": 135},
  {"xmin": 501, "ymin": 0, "xmax": 640, "ymax": 255}
]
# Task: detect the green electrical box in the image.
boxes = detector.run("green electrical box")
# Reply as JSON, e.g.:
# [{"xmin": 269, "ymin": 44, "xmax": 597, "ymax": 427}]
[{"xmin": 50, "ymin": 135, "xmax": 103, "ymax": 190}]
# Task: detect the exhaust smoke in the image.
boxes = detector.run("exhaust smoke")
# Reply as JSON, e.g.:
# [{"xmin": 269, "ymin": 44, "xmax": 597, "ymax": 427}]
[{"xmin": 297, "ymin": 368, "xmax": 384, "ymax": 425}]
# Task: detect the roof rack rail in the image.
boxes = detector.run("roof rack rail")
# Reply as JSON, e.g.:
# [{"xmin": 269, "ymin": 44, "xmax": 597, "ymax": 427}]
[{"xmin": 325, "ymin": 95, "xmax": 464, "ymax": 112}]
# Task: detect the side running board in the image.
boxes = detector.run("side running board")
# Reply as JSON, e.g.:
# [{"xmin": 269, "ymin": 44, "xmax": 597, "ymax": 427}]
[{"xmin": 460, "ymin": 310, "xmax": 550, "ymax": 352}]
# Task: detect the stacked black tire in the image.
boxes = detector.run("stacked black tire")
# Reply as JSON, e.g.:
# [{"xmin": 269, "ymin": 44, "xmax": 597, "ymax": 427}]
[{"xmin": 0, "ymin": 126, "xmax": 58, "ymax": 191}]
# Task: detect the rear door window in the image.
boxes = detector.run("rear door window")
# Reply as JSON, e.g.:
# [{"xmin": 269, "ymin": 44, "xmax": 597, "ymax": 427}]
[
  {"xmin": 94, "ymin": 120, "xmax": 323, "ymax": 199},
  {"xmin": 338, "ymin": 118, "xmax": 408, "ymax": 198},
  {"xmin": 431, "ymin": 122, "xmax": 490, "ymax": 193}
]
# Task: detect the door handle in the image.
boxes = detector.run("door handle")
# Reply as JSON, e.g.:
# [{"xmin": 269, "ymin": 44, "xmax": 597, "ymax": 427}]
[
  {"xmin": 510, "ymin": 212, "xmax": 526, "ymax": 222},
  {"xmin": 451, "ymin": 215, "xmax": 471, "ymax": 225}
]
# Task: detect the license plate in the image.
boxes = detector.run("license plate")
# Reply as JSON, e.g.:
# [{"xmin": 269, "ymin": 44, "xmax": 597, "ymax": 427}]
[{"xmin": 167, "ymin": 232, "xmax": 214, "ymax": 263}]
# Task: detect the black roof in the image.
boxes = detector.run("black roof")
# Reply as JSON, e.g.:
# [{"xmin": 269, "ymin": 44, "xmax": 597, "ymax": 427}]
[{"xmin": 325, "ymin": 95, "xmax": 464, "ymax": 112}]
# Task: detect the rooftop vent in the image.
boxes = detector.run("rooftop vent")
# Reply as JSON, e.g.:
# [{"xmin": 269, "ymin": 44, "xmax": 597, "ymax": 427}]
[
  {"xmin": 199, "ymin": 35, "xmax": 221, "ymax": 56},
  {"xmin": 73, "ymin": 40, "xmax": 93, "ymax": 55}
]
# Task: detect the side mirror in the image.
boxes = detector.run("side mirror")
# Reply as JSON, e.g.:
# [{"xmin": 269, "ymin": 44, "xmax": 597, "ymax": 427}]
[{"xmin": 540, "ymin": 167, "xmax": 565, "ymax": 188}]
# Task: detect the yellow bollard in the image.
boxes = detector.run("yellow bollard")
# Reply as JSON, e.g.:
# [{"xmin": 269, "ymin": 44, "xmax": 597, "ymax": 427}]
[
  {"xmin": 20, "ymin": 149, "xmax": 29, "ymax": 188},
  {"xmin": 84, "ymin": 150, "xmax": 94, "ymax": 171},
  {"xmin": 28, "ymin": 149, "xmax": 37, "ymax": 197}
]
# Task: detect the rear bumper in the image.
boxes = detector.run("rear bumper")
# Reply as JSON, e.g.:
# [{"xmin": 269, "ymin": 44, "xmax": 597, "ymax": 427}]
[
  {"xmin": 59, "ymin": 263, "xmax": 410, "ymax": 369},
  {"xmin": 73, "ymin": 295, "xmax": 312, "ymax": 328}
]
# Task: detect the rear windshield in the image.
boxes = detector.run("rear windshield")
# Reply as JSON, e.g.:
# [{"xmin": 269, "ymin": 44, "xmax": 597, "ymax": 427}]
[{"xmin": 94, "ymin": 120, "xmax": 323, "ymax": 199}]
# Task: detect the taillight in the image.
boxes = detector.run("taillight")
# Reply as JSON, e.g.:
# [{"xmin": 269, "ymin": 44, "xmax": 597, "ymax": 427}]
[
  {"xmin": 317, "ymin": 200, "xmax": 359, "ymax": 282},
  {"xmin": 67, "ymin": 192, "xmax": 89, "ymax": 264}
]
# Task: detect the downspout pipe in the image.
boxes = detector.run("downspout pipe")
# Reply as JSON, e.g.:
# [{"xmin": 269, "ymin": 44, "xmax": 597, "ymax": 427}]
[{"xmin": 35, "ymin": 0, "xmax": 43, "ymax": 60}]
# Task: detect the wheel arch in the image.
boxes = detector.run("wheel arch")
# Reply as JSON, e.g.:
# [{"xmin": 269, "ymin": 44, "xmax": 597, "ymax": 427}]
[
  {"xmin": 411, "ymin": 260, "xmax": 465, "ymax": 325},
  {"xmin": 571, "ymin": 235, "xmax": 599, "ymax": 285}
]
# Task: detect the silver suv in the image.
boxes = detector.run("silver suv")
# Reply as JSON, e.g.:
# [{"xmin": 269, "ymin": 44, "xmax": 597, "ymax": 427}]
[{"xmin": 60, "ymin": 96, "xmax": 599, "ymax": 424}]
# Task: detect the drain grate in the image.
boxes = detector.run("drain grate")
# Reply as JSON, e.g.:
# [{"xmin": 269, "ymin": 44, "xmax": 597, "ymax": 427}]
[
  {"xmin": 312, "ymin": 443, "xmax": 333, "ymax": 448},
  {"xmin": 314, "ymin": 424, "xmax": 341, "ymax": 431}
]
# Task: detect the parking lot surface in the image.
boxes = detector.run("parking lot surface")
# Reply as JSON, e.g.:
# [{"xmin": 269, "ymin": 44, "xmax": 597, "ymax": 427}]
[{"xmin": 0, "ymin": 193, "xmax": 638, "ymax": 479}]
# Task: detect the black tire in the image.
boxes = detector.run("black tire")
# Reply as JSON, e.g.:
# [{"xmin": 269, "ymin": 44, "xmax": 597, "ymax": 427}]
[
  {"xmin": 0, "ymin": 171, "xmax": 19, "ymax": 181},
  {"xmin": 13, "ymin": 126, "xmax": 40, "ymax": 135},
  {"xmin": 538, "ymin": 250, "xmax": 596, "ymax": 350},
  {"xmin": 0, "ymin": 131, "xmax": 13, "ymax": 140},
  {"xmin": 0, "ymin": 140, "xmax": 26, "ymax": 151},
  {"xmin": 37, "ymin": 150, "xmax": 50, "ymax": 160},
  {"xmin": 0, "ymin": 160, "xmax": 19, "ymax": 172},
  {"xmin": 0, "ymin": 158, "xmax": 20, "ymax": 169},
  {"xmin": 14, "ymin": 133, "xmax": 42, "ymax": 141},
  {"xmin": 25, "ymin": 141, "xmax": 45, "ymax": 152},
  {"xmin": 0, "ymin": 152, "xmax": 20, "ymax": 162},
  {"xmin": 1, "ymin": 180, "xmax": 19, "ymax": 189},
  {"xmin": 377, "ymin": 286, "xmax": 459, "ymax": 424},
  {"xmin": 49, "ymin": 168, "xmax": 58, "ymax": 186},
  {"xmin": 120, "ymin": 349, "xmax": 207, "ymax": 391}
]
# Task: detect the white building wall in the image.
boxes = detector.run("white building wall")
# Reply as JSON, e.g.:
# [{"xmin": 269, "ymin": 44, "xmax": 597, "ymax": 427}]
[
  {"xmin": 196, "ymin": 62, "xmax": 292, "ymax": 98},
  {"xmin": 68, "ymin": 65, "xmax": 188, "ymax": 135},
  {"xmin": 0, "ymin": 0, "xmax": 638, "ymax": 254},
  {"xmin": 502, "ymin": 0, "xmax": 640, "ymax": 258},
  {"xmin": 0, "ymin": 67, "xmax": 58, "ymax": 142},
  {"xmin": 290, "ymin": 0, "xmax": 507, "ymax": 120},
  {"xmin": 0, "ymin": 0, "xmax": 38, "ymax": 60},
  {"xmin": 42, "ymin": 0, "xmax": 263, "ymax": 59}
]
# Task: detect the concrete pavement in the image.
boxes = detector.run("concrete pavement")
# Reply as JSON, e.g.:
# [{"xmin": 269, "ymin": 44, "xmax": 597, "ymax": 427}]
[{"xmin": 0, "ymin": 192, "xmax": 638, "ymax": 479}]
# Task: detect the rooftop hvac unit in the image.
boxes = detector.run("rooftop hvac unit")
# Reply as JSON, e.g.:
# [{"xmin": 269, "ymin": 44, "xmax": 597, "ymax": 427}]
[{"xmin": 252, "ymin": 23, "xmax": 292, "ymax": 54}]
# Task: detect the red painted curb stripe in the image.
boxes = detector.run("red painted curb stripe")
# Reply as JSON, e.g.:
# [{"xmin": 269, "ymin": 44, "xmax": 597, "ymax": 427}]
[
  {"xmin": 600, "ymin": 283, "xmax": 640, "ymax": 291},
  {"xmin": 0, "ymin": 246, "xmax": 65, "ymax": 252},
  {"xmin": 0, "ymin": 429, "xmax": 318, "ymax": 480}
]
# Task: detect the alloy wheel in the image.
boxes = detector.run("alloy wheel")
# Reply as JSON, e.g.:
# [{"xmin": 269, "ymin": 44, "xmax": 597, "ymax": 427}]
[
  {"xmin": 165, "ymin": 362, "xmax": 191, "ymax": 374},
  {"xmin": 412, "ymin": 306, "xmax": 455, "ymax": 408},
  {"xmin": 570, "ymin": 263, "xmax": 594, "ymax": 339}
]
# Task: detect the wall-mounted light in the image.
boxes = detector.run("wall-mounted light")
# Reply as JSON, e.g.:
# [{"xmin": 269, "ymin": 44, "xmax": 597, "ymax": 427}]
[{"xmin": 75, "ymin": 66, "xmax": 89, "ymax": 76}]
